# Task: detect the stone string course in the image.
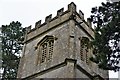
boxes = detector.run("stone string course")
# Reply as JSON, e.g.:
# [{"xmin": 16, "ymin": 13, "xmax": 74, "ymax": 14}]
[{"xmin": 17, "ymin": 2, "xmax": 108, "ymax": 79}]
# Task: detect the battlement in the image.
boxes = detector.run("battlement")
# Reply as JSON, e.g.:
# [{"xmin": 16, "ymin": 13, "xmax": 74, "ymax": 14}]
[
  {"xmin": 24, "ymin": 2, "xmax": 93, "ymax": 43},
  {"xmin": 18, "ymin": 2, "xmax": 108, "ymax": 79},
  {"xmin": 25, "ymin": 2, "xmax": 83, "ymax": 32}
]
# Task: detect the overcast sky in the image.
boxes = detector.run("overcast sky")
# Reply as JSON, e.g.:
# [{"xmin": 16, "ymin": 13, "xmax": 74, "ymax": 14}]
[
  {"xmin": 0, "ymin": 0, "xmax": 118, "ymax": 78},
  {"xmin": 0, "ymin": 0, "xmax": 107, "ymax": 27}
]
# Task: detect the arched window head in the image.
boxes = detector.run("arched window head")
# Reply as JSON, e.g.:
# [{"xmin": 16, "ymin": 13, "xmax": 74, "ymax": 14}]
[
  {"xmin": 36, "ymin": 35, "xmax": 57, "ymax": 64},
  {"xmin": 80, "ymin": 37, "xmax": 90, "ymax": 65}
]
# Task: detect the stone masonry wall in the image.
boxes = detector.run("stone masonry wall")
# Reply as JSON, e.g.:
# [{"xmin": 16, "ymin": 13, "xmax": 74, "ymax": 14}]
[{"xmin": 17, "ymin": 2, "xmax": 108, "ymax": 79}]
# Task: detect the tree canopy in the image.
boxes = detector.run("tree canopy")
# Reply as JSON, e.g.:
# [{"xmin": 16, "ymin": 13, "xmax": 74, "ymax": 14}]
[
  {"xmin": 89, "ymin": 1, "xmax": 120, "ymax": 71},
  {"xmin": 1, "ymin": 21, "xmax": 25, "ymax": 78}
]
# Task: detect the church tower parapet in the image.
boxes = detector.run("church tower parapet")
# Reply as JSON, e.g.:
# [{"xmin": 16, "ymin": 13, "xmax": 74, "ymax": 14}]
[{"xmin": 17, "ymin": 2, "xmax": 108, "ymax": 79}]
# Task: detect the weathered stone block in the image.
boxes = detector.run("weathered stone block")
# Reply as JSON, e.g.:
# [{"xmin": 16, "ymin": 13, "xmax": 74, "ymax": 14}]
[{"xmin": 17, "ymin": 2, "xmax": 108, "ymax": 80}]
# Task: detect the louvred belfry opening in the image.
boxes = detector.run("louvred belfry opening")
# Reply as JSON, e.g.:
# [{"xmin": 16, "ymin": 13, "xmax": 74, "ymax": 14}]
[{"xmin": 36, "ymin": 35, "xmax": 54, "ymax": 64}]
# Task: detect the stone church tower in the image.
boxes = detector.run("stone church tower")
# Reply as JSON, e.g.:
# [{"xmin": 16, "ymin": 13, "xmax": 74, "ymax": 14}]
[{"xmin": 17, "ymin": 2, "xmax": 108, "ymax": 79}]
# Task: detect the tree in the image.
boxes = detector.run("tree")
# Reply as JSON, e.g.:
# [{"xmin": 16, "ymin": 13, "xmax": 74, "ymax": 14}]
[
  {"xmin": 89, "ymin": 1, "xmax": 120, "ymax": 71},
  {"xmin": 1, "ymin": 21, "xmax": 25, "ymax": 79}
]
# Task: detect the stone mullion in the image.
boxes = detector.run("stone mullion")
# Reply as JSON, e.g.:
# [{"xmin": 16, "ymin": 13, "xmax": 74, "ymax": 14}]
[
  {"xmin": 46, "ymin": 41, "xmax": 49, "ymax": 61},
  {"xmin": 48, "ymin": 41, "xmax": 51, "ymax": 61},
  {"xmin": 50, "ymin": 40, "xmax": 54, "ymax": 60},
  {"xmin": 44, "ymin": 43, "xmax": 47, "ymax": 62}
]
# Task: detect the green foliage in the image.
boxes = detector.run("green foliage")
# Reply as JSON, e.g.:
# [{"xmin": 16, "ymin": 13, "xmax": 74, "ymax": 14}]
[
  {"xmin": 1, "ymin": 21, "xmax": 25, "ymax": 78},
  {"xmin": 89, "ymin": 1, "xmax": 120, "ymax": 71}
]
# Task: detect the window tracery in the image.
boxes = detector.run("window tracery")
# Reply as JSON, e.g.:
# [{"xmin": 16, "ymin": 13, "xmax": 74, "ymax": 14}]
[
  {"xmin": 36, "ymin": 35, "xmax": 55, "ymax": 65},
  {"xmin": 80, "ymin": 37, "xmax": 90, "ymax": 65}
]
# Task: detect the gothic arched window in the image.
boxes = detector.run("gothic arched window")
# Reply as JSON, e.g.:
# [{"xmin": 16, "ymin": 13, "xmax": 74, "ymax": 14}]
[
  {"xmin": 36, "ymin": 35, "xmax": 55, "ymax": 65},
  {"xmin": 80, "ymin": 37, "xmax": 90, "ymax": 65}
]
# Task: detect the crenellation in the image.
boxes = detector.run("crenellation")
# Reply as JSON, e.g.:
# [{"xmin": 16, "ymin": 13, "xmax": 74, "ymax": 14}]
[
  {"xmin": 17, "ymin": 2, "xmax": 108, "ymax": 79},
  {"xmin": 26, "ymin": 11, "xmax": 71, "ymax": 42},
  {"xmin": 26, "ymin": 2, "xmax": 77, "ymax": 34},
  {"xmin": 87, "ymin": 18, "xmax": 92, "ymax": 28},
  {"xmin": 57, "ymin": 8, "xmax": 64, "ymax": 17},
  {"xmin": 35, "ymin": 20, "xmax": 41, "ymax": 28},
  {"xmin": 45, "ymin": 14, "xmax": 52, "ymax": 23},
  {"xmin": 79, "ymin": 10, "xmax": 84, "ymax": 20},
  {"xmin": 68, "ymin": 2, "xmax": 76, "ymax": 12},
  {"xmin": 26, "ymin": 25, "xmax": 32, "ymax": 33}
]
